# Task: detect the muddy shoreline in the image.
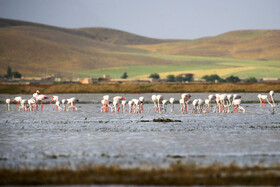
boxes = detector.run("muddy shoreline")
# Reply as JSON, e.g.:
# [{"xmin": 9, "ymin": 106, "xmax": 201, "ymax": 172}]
[
  {"xmin": 1, "ymin": 163, "xmax": 280, "ymax": 185},
  {"xmin": 0, "ymin": 82, "xmax": 280, "ymax": 94}
]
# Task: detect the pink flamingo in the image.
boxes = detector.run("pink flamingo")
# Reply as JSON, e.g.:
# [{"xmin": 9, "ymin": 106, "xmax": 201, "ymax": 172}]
[
  {"xmin": 258, "ymin": 91, "xmax": 275, "ymax": 107},
  {"xmin": 36, "ymin": 94, "xmax": 49, "ymax": 111},
  {"xmin": 13, "ymin": 96, "xmax": 22, "ymax": 111}
]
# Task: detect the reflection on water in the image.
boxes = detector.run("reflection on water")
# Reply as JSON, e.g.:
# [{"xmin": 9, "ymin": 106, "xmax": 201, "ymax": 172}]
[{"xmin": 0, "ymin": 93, "xmax": 279, "ymax": 169}]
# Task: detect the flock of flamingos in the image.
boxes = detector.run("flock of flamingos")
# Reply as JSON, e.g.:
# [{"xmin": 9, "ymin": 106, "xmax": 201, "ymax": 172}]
[{"xmin": 4, "ymin": 90, "xmax": 276, "ymax": 114}]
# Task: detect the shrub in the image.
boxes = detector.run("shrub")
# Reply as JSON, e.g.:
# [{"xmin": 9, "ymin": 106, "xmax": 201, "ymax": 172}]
[{"xmin": 149, "ymin": 73, "xmax": 160, "ymax": 79}]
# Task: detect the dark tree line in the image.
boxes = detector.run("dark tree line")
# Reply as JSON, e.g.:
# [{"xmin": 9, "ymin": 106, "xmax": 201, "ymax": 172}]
[{"xmin": 4, "ymin": 66, "xmax": 22, "ymax": 79}]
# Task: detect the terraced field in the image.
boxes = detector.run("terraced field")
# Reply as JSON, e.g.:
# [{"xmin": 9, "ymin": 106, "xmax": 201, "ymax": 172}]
[{"xmin": 78, "ymin": 52, "xmax": 280, "ymax": 79}]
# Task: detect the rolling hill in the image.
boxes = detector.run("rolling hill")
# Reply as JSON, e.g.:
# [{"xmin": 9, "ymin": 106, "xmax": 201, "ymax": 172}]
[{"xmin": 0, "ymin": 18, "xmax": 279, "ymax": 79}]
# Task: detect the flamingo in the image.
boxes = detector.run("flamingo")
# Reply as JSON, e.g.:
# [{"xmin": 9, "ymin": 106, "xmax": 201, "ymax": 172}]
[
  {"xmin": 61, "ymin": 99, "xmax": 67, "ymax": 111},
  {"xmin": 6, "ymin": 99, "xmax": 11, "ymax": 111},
  {"xmin": 214, "ymin": 94, "xmax": 221, "ymax": 113},
  {"xmin": 19, "ymin": 99, "xmax": 28, "ymax": 111},
  {"xmin": 128, "ymin": 100, "xmax": 134, "ymax": 113},
  {"xmin": 32, "ymin": 90, "xmax": 40, "ymax": 99},
  {"xmin": 192, "ymin": 99, "xmax": 199, "ymax": 113},
  {"xmin": 28, "ymin": 98, "xmax": 36, "ymax": 111},
  {"xmin": 151, "ymin": 95, "xmax": 158, "ymax": 113},
  {"xmin": 269, "ymin": 90, "xmax": 275, "ymax": 107},
  {"xmin": 204, "ymin": 99, "xmax": 210, "ymax": 113},
  {"xmin": 13, "ymin": 96, "xmax": 22, "ymax": 111},
  {"xmin": 36, "ymin": 94, "xmax": 49, "ymax": 111},
  {"xmin": 67, "ymin": 97, "xmax": 79, "ymax": 111},
  {"xmin": 121, "ymin": 100, "xmax": 127, "ymax": 113},
  {"xmin": 208, "ymin": 94, "xmax": 216, "ymax": 111},
  {"xmin": 111, "ymin": 100, "xmax": 120, "ymax": 113},
  {"xmin": 100, "ymin": 95, "xmax": 110, "ymax": 112},
  {"xmin": 113, "ymin": 96, "xmax": 126, "ymax": 113},
  {"xmin": 258, "ymin": 91, "xmax": 275, "ymax": 107},
  {"xmin": 219, "ymin": 94, "xmax": 230, "ymax": 113},
  {"xmin": 132, "ymin": 99, "xmax": 141, "ymax": 113},
  {"xmin": 232, "ymin": 99, "xmax": 246, "ymax": 113},
  {"xmin": 101, "ymin": 99, "xmax": 110, "ymax": 113},
  {"xmin": 162, "ymin": 99, "xmax": 168, "ymax": 113},
  {"xmin": 50, "ymin": 96, "xmax": 60, "ymax": 111},
  {"xmin": 139, "ymin": 96, "xmax": 145, "ymax": 113},
  {"xmin": 179, "ymin": 98, "xmax": 185, "ymax": 113},
  {"xmin": 181, "ymin": 93, "xmax": 191, "ymax": 112},
  {"xmin": 227, "ymin": 94, "xmax": 234, "ymax": 106},
  {"xmin": 156, "ymin": 95, "xmax": 163, "ymax": 113},
  {"xmin": 197, "ymin": 99, "xmax": 205, "ymax": 113},
  {"xmin": 169, "ymin": 98, "xmax": 175, "ymax": 113}
]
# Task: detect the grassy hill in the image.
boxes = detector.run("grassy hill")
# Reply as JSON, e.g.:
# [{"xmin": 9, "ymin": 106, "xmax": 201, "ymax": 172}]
[{"xmin": 0, "ymin": 18, "xmax": 279, "ymax": 79}]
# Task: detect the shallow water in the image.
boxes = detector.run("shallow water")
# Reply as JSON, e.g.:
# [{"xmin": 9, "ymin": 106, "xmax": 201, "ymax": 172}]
[{"xmin": 0, "ymin": 93, "xmax": 279, "ymax": 169}]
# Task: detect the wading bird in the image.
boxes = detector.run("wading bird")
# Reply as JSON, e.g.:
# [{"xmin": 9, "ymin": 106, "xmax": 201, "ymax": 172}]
[
  {"xmin": 232, "ymin": 99, "xmax": 246, "ymax": 113},
  {"xmin": 6, "ymin": 99, "xmax": 11, "ymax": 111},
  {"xmin": 13, "ymin": 96, "xmax": 22, "ymax": 111}
]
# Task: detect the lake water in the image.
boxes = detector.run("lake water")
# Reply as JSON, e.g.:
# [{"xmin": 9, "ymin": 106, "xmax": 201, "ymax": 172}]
[{"xmin": 0, "ymin": 93, "xmax": 279, "ymax": 169}]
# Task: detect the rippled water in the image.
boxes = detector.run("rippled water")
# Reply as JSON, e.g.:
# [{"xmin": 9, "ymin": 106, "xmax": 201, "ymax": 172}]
[{"xmin": 0, "ymin": 93, "xmax": 279, "ymax": 169}]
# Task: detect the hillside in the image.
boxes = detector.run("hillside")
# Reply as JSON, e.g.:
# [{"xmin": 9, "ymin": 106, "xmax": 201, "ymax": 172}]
[
  {"xmin": 0, "ymin": 18, "xmax": 178, "ymax": 77},
  {"xmin": 131, "ymin": 30, "xmax": 280, "ymax": 60},
  {"xmin": 0, "ymin": 18, "xmax": 279, "ymax": 79}
]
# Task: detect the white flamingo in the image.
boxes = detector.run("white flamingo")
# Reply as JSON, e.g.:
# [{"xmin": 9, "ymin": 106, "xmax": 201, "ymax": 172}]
[
  {"xmin": 162, "ymin": 99, "xmax": 168, "ymax": 113},
  {"xmin": 28, "ymin": 98, "xmax": 36, "ymax": 111},
  {"xmin": 13, "ymin": 96, "xmax": 22, "ymax": 111},
  {"xmin": 36, "ymin": 94, "xmax": 49, "ymax": 111},
  {"xmin": 6, "ymin": 99, "xmax": 11, "ymax": 111},
  {"xmin": 232, "ymin": 99, "xmax": 246, "ymax": 113},
  {"xmin": 197, "ymin": 99, "xmax": 205, "ymax": 113},
  {"xmin": 204, "ymin": 99, "xmax": 210, "ymax": 113},
  {"xmin": 169, "ymin": 98, "xmax": 175, "ymax": 113},
  {"xmin": 113, "ymin": 96, "xmax": 126, "ymax": 113},
  {"xmin": 61, "ymin": 99, "xmax": 67, "ymax": 111},
  {"xmin": 181, "ymin": 93, "xmax": 191, "ymax": 112},
  {"xmin": 121, "ymin": 100, "xmax": 127, "ymax": 113},
  {"xmin": 151, "ymin": 95, "xmax": 158, "ymax": 113},
  {"xmin": 50, "ymin": 96, "xmax": 61, "ymax": 111},
  {"xmin": 208, "ymin": 94, "xmax": 216, "ymax": 111},
  {"xmin": 111, "ymin": 100, "xmax": 120, "ymax": 113},
  {"xmin": 19, "ymin": 99, "xmax": 28, "ymax": 111},
  {"xmin": 258, "ymin": 91, "xmax": 275, "ymax": 107},
  {"xmin": 192, "ymin": 99, "xmax": 199, "ymax": 113},
  {"xmin": 67, "ymin": 97, "xmax": 79, "ymax": 111},
  {"xmin": 128, "ymin": 100, "xmax": 134, "ymax": 113},
  {"xmin": 132, "ymin": 99, "xmax": 141, "ymax": 113},
  {"xmin": 219, "ymin": 94, "xmax": 230, "ymax": 113},
  {"xmin": 156, "ymin": 95, "xmax": 163, "ymax": 113}
]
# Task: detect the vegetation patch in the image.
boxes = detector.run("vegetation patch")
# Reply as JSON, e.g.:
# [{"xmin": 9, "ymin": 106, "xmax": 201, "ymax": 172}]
[{"xmin": 153, "ymin": 118, "xmax": 182, "ymax": 122}]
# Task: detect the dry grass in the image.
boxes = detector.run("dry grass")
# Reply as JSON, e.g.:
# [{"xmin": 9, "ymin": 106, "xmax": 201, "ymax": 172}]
[
  {"xmin": 0, "ymin": 82, "xmax": 279, "ymax": 94},
  {"xmin": 0, "ymin": 163, "xmax": 280, "ymax": 185}
]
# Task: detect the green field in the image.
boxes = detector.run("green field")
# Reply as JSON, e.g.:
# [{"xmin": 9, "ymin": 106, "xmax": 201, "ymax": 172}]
[{"xmin": 78, "ymin": 52, "xmax": 280, "ymax": 79}]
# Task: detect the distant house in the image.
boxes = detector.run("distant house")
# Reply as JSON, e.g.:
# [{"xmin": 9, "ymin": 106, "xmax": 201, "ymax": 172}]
[{"xmin": 260, "ymin": 78, "xmax": 280, "ymax": 82}]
